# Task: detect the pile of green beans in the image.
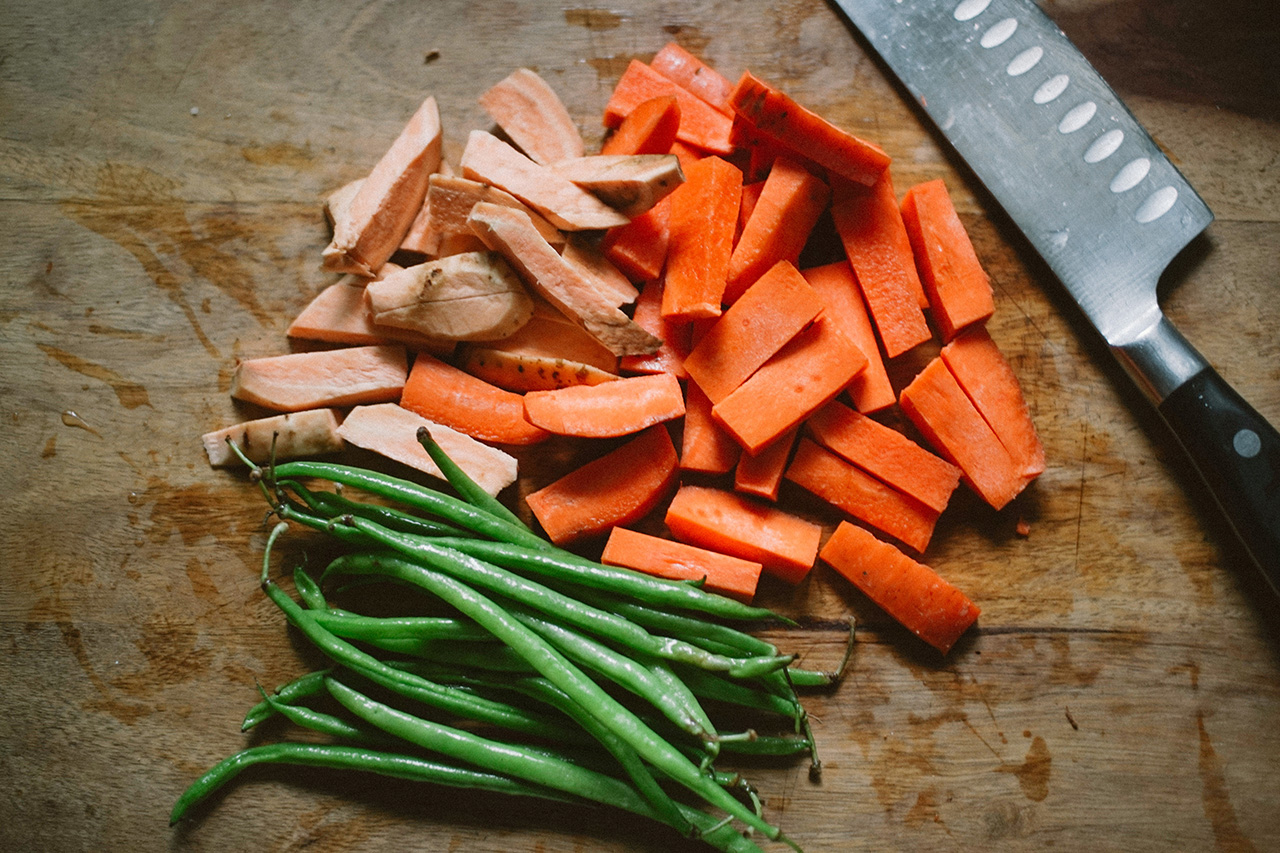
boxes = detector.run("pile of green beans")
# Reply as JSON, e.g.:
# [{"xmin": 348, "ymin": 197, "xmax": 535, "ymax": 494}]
[{"xmin": 172, "ymin": 430, "xmax": 851, "ymax": 852}]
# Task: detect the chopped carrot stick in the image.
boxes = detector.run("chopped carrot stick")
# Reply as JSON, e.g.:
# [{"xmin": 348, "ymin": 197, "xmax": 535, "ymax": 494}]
[
  {"xmin": 682, "ymin": 260, "xmax": 826, "ymax": 404},
  {"xmin": 467, "ymin": 201, "xmax": 661, "ymax": 357},
  {"xmin": 723, "ymin": 156, "xmax": 831, "ymax": 304},
  {"xmin": 522, "ymin": 372, "xmax": 685, "ymax": 439},
  {"xmin": 231, "ymin": 345, "xmax": 408, "ymax": 413},
  {"xmin": 664, "ymin": 484, "xmax": 822, "ymax": 585},
  {"xmin": 737, "ymin": 180, "xmax": 765, "ymax": 240},
  {"xmin": 525, "ymin": 425, "xmax": 678, "ymax": 545},
  {"xmin": 900, "ymin": 178, "xmax": 995, "ymax": 341},
  {"xmin": 460, "ymin": 130, "xmax": 629, "ymax": 232},
  {"xmin": 830, "ymin": 174, "xmax": 932, "ymax": 358},
  {"xmin": 819, "ymin": 521, "xmax": 980, "ymax": 655},
  {"xmin": 479, "ymin": 68, "xmax": 585, "ymax": 166},
  {"xmin": 806, "ymin": 399, "xmax": 961, "ymax": 513},
  {"xmin": 681, "ymin": 380, "xmax": 741, "ymax": 474},
  {"xmin": 323, "ymin": 97, "xmax": 443, "ymax": 276},
  {"xmin": 799, "ymin": 261, "xmax": 895, "ymax": 414},
  {"xmin": 711, "ymin": 314, "xmax": 868, "ymax": 455},
  {"xmin": 604, "ymin": 60, "xmax": 734, "ymax": 155},
  {"xmin": 337, "ymin": 403, "xmax": 519, "ymax": 498},
  {"xmin": 601, "ymin": 94, "xmax": 681, "ymax": 156},
  {"xmin": 649, "ymin": 43, "xmax": 735, "ymax": 116},
  {"xmin": 733, "ymin": 426, "xmax": 798, "ymax": 502},
  {"xmin": 661, "ymin": 154, "xmax": 743, "ymax": 321},
  {"xmin": 898, "ymin": 355, "xmax": 1031, "ymax": 510},
  {"xmin": 940, "ymin": 326, "xmax": 1045, "ymax": 478},
  {"xmin": 728, "ymin": 72, "xmax": 891, "ymax": 187},
  {"xmin": 785, "ymin": 437, "xmax": 940, "ymax": 554},
  {"xmin": 600, "ymin": 200, "xmax": 670, "ymax": 283},
  {"xmin": 400, "ymin": 352, "xmax": 550, "ymax": 446},
  {"xmin": 618, "ymin": 278, "xmax": 691, "ymax": 379},
  {"xmin": 601, "ymin": 527, "xmax": 762, "ymax": 604}
]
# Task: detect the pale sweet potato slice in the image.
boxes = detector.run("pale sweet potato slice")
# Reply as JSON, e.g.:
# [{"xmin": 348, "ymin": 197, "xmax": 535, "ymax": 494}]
[
  {"xmin": 365, "ymin": 252, "xmax": 534, "ymax": 342},
  {"xmin": 323, "ymin": 96, "xmax": 443, "ymax": 276},
  {"xmin": 202, "ymin": 408, "xmax": 345, "ymax": 467},
  {"xmin": 467, "ymin": 201, "xmax": 661, "ymax": 357},
  {"xmin": 287, "ymin": 275, "xmax": 456, "ymax": 355},
  {"xmin": 230, "ymin": 345, "xmax": 408, "ymax": 412},
  {"xmin": 423, "ymin": 173, "xmax": 564, "ymax": 257},
  {"xmin": 460, "ymin": 130, "xmax": 629, "ymax": 232},
  {"xmin": 399, "ymin": 160, "xmax": 455, "ymax": 255},
  {"xmin": 560, "ymin": 235, "xmax": 639, "ymax": 308},
  {"xmin": 458, "ymin": 347, "xmax": 619, "ymax": 392},
  {"xmin": 458, "ymin": 297, "xmax": 620, "ymax": 385},
  {"xmin": 479, "ymin": 68, "xmax": 585, "ymax": 166},
  {"xmin": 550, "ymin": 154, "xmax": 684, "ymax": 217},
  {"xmin": 337, "ymin": 403, "xmax": 518, "ymax": 497},
  {"xmin": 324, "ymin": 178, "xmax": 363, "ymax": 230}
]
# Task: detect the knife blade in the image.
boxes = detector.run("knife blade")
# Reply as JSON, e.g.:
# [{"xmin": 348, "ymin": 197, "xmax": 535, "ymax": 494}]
[{"xmin": 831, "ymin": 0, "xmax": 1280, "ymax": 592}]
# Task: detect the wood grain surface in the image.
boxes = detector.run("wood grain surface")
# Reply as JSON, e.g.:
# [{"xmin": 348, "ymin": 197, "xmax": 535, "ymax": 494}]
[{"xmin": 2, "ymin": 1, "xmax": 1278, "ymax": 851}]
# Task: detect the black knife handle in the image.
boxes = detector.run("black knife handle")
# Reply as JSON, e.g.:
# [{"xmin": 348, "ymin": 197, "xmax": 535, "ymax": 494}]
[{"xmin": 1158, "ymin": 367, "xmax": 1280, "ymax": 594}]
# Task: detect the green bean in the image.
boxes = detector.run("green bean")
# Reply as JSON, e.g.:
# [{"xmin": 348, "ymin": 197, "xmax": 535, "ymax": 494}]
[
  {"xmin": 308, "ymin": 611, "xmax": 494, "ymax": 643},
  {"xmin": 320, "ymin": 551, "xmax": 792, "ymax": 843},
  {"xmin": 572, "ymin": 590, "xmax": 782, "ymax": 659},
  {"xmin": 169, "ymin": 742, "xmax": 577, "ymax": 825},
  {"xmin": 353, "ymin": 636, "xmax": 536, "ymax": 673},
  {"xmin": 242, "ymin": 669, "xmax": 331, "ymax": 731},
  {"xmin": 285, "ymin": 478, "xmax": 471, "ymax": 539},
  {"xmin": 258, "ymin": 688, "xmax": 394, "ymax": 746},
  {"xmin": 298, "ymin": 511, "xmax": 791, "ymax": 677},
  {"xmin": 258, "ymin": 524, "xmax": 588, "ymax": 745},
  {"xmin": 292, "ymin": 565, "xmax": 327, "ymax": 610},
  {"xmin": 434, "ymin": 536, "xmax": 785, "ymax": 623},
  {"xmin": 265, "ymin": 460, "xmax": 545, "ymax": 548},
  {"xmin": 415, "ymin": 426, "xmax": 530, "ymax": 533},
  {"xmin": 674, "ymin": 664, "xmax": 802, "ymax": 719}
]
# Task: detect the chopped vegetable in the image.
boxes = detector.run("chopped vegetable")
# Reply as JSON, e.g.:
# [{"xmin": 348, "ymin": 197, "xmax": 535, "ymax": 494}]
[
  {"xmin": 617, "ymin": 278, "xmax": 690, "ymax": 379},
  {"xmin": 649, "ymin": 42, "xmax": 735, "ymax": 116},
  {"xmin": 525, "ymin": 425, "xmax": 679, "ymax": 544},
  {"xmin": 550, "ymin": 153, "xmax": 685, "ymax": 217},
  {"xmin": 201, "ymin": 408, "xmax": 344, "ymax": 467},
  {"xmin": 560, "ymin": 235, "xmax": 640, "ymax": 308},
  {"xmin": 799, "ymin": 261, "xmax": 895, "ymax": 413},
  {"xmin": 601, "ymin": 527, "xmax": 762, "ymax": 603},
  {"xmin": 231, "ymin": 345, "xmax": 408, "ymax": 413},
  {"xmin": 733, "ymin": 426, "xmax": 798, "ymax": 502},
  {"xmin": 665, "ymin": 484, "xmax": 823, "ymax": 585},
  {"xmin": 423, "ymin": 172, "xmax": 564, "ymax": 257},
  {"xmin": 600, "ymin": 94, "xmax": 681, "ymax": 156},
  {"xmin": 661, "ymin": 154, "xmax": 742, "ymax": 320},
  {"xmin": 819, "ymin": 521, "xmax": 979, "ymax": 654},
  {"xmin": 681, "ymin": 380, "xmax": 742, "ymax": 475},
  {"xmin": 478, "ymin": 68, "xmax": 585, "ymax": 166},
  {"xmin": 286, "ymin": 276, "xmax": 456, "ymax": 354},
  {"xmin": 522, "ymin": 372, "xmax": 685, "ymax": 439},
  {"xmin": 400, "ymin": 353, "xmax": 551, "ymax": 445},
  {"xmin": 604, "ymin": 59, "xmax": 734, "ymax": 155}
]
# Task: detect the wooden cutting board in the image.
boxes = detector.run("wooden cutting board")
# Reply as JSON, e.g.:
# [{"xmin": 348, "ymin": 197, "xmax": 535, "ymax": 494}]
[{"xmin": 2, "ymin": 1, "xmax": 1278, "ymax": 850}]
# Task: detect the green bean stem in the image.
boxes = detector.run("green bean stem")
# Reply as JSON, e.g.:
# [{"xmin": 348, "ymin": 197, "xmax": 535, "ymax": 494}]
[
  {"xmin": 415, "ymin": 426, "xmax": 530, "ymax": 533},
  {"xmin": 241, "ymin": 669, "xmax": 331, "ymax": 731}
]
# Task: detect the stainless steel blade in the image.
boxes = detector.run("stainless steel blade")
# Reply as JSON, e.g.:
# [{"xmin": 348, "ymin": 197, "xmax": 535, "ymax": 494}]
[{"xmin": 832, "ymin": 0, "xmax": 1280, "ymax": 591}]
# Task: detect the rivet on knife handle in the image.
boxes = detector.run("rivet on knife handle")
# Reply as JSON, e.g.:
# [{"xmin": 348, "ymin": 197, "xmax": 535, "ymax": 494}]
[{"xmin": 833, "ymin": 0, "xmax": 1280, "ymax": 590}]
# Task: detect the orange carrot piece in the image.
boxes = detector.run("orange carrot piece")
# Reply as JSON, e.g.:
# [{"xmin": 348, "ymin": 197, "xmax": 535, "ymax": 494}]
[
  {"xmin": 723, "ymin": 156, "xmax": 831, "ymax": 304},
  {"xmin": 807, "ymin": 400, "xmax": 961, "ymax": 513},
  {"xmin": 231, "ymin": 345, "xmax": 407, "ymax": 413},
  {"xmin": 681, "ymin": 380, "xmax": 741, "ymax": 474},
  {"xmin": 661, "ymin": 155, "xmax": 743, "ymax": 321},
  {"xmin": 737, "ymin": 180, "xmax": 765, "ymax": 240},
  {"xmin": 526, "ymin": 425, "xmax": 678, "ymax": 545},
  {"xmin": 820, "ymin": 521, "xmax": 980, "ymax": 654},
  {"xmin": 785, "ymin": 437, "xmax": 940, "ymax": 554},
  {"xmin": 649, "ymin": 43, "xmax": 735, "ymax": 116},
  {"xmin": 799, "ymin": 261, "xmax": 895, "ymax": 414},
  {"xmin": 664, "ymin": 484, "xmax": 822, "ymax": 585},
  {"xmin": 830, "ymin": 174, "xmax": 932, "ymax": 358},
  {"xmin": 899, "ymin": 355, "xmax": 1030, "ymax": 510},
  {"xmin": 728, "ymin": 72, "xmax": 891, "ymax": 187},
  {"xmin": 337, "ymin": 403, "xmax": 519, "ymax": 498},
  {"xmin": 600, "ymin": 200, "xmax": 670, "ymax": 283},
  {"xmin": 601, "ymin": 527, "xmax": 762, "ymax": 604},
  {"xmin": 619, "ymin": 278, "xmax": 691, "ymax": 379},
  {"xmin": 400, "ymin": 353, "xmax": 550, "ymax": 446},
  {"xmin": 479, "ymin": 68, "xmax": 585, "ymax": 166},
  {"xmin": 682, "ymin": 260, "xmax": 825, "ymax": 404},
  {"xmin": 733, "ymin": 426, "xmax": 798, "ymax": 502},
  {"xmin": 323, "ymin": 97, "xmax": 443, "ymax": 276},
  {"xmin": 711, "ymin": 315, "xmax": 868, "ymax": 455},
  {"xmin": 900, "ymin": 178, "xmax": 995, "ymax": 341},
  {"xmin": 522, "ymin": 372, "xmax": 685, "ymax": 439},
  {"xmin": 940, "ymin": 326, "xmax": 1045, "ymax": 478},
  {"xmin": 604, "ymin": 60, "xmax": 734, "ymax": 155},
  {"xmin": 601, "ymin": 94, "xmax": 681, "ymax": 156}
]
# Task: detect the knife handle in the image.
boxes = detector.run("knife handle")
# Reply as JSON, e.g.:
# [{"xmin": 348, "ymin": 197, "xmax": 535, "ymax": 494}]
[{"xmin": 1156, "ymin": 363, "xmax": 1280, "ymax": 595}]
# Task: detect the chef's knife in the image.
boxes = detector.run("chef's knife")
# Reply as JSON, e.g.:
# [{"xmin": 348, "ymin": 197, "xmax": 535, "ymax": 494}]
[{"xmin": 831, "ymin": 0, "xmax": 1280, "ymax": 592}]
